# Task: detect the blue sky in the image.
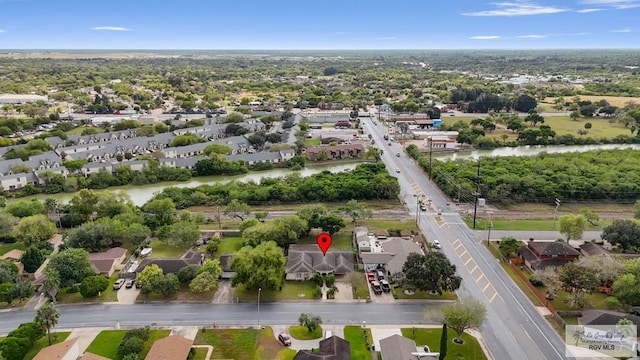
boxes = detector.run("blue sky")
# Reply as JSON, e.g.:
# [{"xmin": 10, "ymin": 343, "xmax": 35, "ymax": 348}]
[{"xmin": 0, "ymin": 0, "xmax": 639, "ymax": 49}]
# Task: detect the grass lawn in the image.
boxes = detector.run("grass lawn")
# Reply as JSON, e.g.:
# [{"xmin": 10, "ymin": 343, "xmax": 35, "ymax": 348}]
[
  {"xmin": 216, "ymin": 236, "xmax": 244, "ymax": 254},
  {"xmin": 289, "ymin": 325, "xmax": 323, "ymax": 340},
  {"xmin": 350, "ymin": 272, "xmax": 371, "ymax": 300},
  {"xmin": 192, "ymin": 347, "xmax": 209, "ymax": 360},
  {"xmin": 360, "ymin": 218, "xmax": 418, "ymax": 233},
  {"xmin": 392, "ymin": 287, "xmax": 457, "ymax": 300},
  {"xmin": 56, "ymin": 274, "xmax": 120, "ymax": 303},
  {"xmin": 138, "ymin": 283, "xmax": 215, "ymax": 302},
  {"xmin": 85, "ymin": 330, "xmax": 128, "ymax": 359},
  {"xmin": 543, "ymin": 116, "xmax": 630, "ymax": 138},
  {"xmin": 497, "ymin": 202, "xmax": 634, "ymax": 214},
  {"xmin": 195, "ymin": 327, "xmax": 295, "ymax": 360},
  {"xmin": 234, "ymin": 281, "xmax": 317, "ymax": 301},
  {"xmin": 305, "ymin": 139, "xmax": 321, "ymax": 146},
  {"xmin": 547, "ymin": 290, "xmax": 612, "ymax": 311},
  {"xmin": 344, "ymin": 325, "xmax": 373, "ymax": 360},
  {"xmin": 148, "ymin": 240, "xmax": 190, "ymax": 258},
  {"xmin": 298, "ymin": 232, "xmax": 352, "ymax": 251},
  {"xmin": 23, "ymin": 332, "xmax": 71, "ymax": 360},
  {"xmin": 544, "ymin": 95, "xmax": 640, "ymax": 108},
  {"xmin": 401, "ymin": 328, "xmax": 488, "ymax": 360},
  {"xmin": 0, "ymin": 242, "xmax": 25, "ymax": 256},
  {"xmin": 468, "ymin": 218, "xmax": 604, "ymax": 231}
]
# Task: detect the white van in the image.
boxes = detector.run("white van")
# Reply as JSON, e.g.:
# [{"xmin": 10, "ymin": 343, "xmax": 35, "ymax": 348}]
[{"xmin": 324, "ymin": 330, "xmax": 333, "ymax": 339}]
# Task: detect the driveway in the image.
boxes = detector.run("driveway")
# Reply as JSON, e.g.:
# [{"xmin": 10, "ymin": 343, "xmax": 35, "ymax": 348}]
[
  {"xmin": 211, "ymin": 280, "xmax": 233, "ymax": 304},
  {"xmin": 271, "ymin": 324, "xmax": 345, "ymax": 351},
  {"xmin": 332, "ymin": 281, "xmax": 353, "ymax": 302},
  {"xmin": 116, "ymin": 286, "xmax": 140, "ymax": 304},
  {"xmin": 368, "ymin": 283, "xmax": 395, "ymax": 303}
]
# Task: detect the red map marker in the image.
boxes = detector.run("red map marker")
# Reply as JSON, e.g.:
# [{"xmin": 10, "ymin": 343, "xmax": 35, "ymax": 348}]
[{"xmin": 317, "ymin": 233, "xmax": 332, "ymax": 256}]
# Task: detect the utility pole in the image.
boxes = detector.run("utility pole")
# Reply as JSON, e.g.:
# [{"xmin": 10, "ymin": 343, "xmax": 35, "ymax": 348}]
[
  {"xmin": 552, "ymin": 198, "xmax": 561, "ymax": 228},
  {"xmin": 487, "ymin": 212, "xmax": 493, "ymax": 242},
  {"xmin": 257, "ymin": 287, "xmax": 262, "ymax": 329},
  {"xmin": 472, "ymin": 159, "xmax": 481, "ymax": 229}
]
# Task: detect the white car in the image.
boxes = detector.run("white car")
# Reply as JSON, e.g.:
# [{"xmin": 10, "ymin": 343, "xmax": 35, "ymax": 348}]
[
  {"xmin": 432, "ymin": 240, "xmax": 442, "ymax": 249},
  {"xmin": 395, "ymin": 168, "xmax": 401, "ymax": 173}
]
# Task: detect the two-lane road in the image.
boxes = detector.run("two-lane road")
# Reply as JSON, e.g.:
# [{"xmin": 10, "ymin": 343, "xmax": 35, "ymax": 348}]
[{"xmin": 365, "ymin": 120, "xmax": 566, "ymax": 360}]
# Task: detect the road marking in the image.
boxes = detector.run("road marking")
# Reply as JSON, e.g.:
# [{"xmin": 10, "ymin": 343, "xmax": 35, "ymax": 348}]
[
  {"xmin": 453, "ymin": 243, "xmax": 462, "ymax": 251},
  {"xmin": 521, "ymin": 324, "xmax": 534, "ymax": 342},
  {"xmin": 476, "ymin": 273, "xmax": 485, "ymax": 282},
  {"xmin": 464, "ymin": 257, "xmax": 473, "ymax": 266},
  {"xmin": 482, "ymin": 283, "xmax": 491, "ymax": 291},
  {"xmin": 469, "ymin": 265, "xmax": 478, "ymax": 274},
  {"xmin": 459, "ymin": 250, "xmax": 468, "ymax": 258},
  {"xmin": 489, "ymin": 292, "xmax": 498, "ymax": 303}
]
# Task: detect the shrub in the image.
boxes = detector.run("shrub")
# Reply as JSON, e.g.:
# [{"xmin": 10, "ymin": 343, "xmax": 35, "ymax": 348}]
[
  {"xmin": 79, "ymin": 276, "xmax": 109, "ymax": 298},
  {"xmin": 529, "ymin": 276, "xmax": 544, "ymax": 287},
  {"xmin": 310, "ymin": 273, "xmax": 324, "ymax": 287},
  {"xmin": 177, "ymin": 265, "xmax": 200, "ymax": 283},
  {"xmin": 0, "ymin": 336, "xmax": 32, "ymax": 360},
  {"xmin": 324, "ymin": 274, "xmax": 335, "ymax": 287},
  {"xmin": 7, "ymin": 322, "xmax": 44, "ymax": 343}
]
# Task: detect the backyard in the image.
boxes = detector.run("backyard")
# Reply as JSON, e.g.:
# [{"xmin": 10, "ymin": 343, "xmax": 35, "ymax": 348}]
[
  {"xmin": 148, "ymin": 240, "xmax": 191, "ymax": 258},
  {"xmin": 343, "ymin": 325, "xmax": 373, "ymax": 360}
]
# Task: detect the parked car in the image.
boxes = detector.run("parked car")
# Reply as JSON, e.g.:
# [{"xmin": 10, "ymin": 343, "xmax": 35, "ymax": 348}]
[
  {"xmin": 376, "ymin": 270, "xmax": 385, "ymax": 281},
  {"xmin": 380, "ymin": 279, "xmax": 391, "ymax": 293},
  {"xmin": 278, "ymin": 332, "xmax": 292, "ymax": 346},
  {"xmin": 420, "ymin": 204, "xmax": 427, "ymax": 211},
  {"xmin": 432, "ymin": 240, "xmax": 442, "ymax": 249},
  {"xmin": 366, "ymin": 272, "xmax": 376, "ymax": 283},
  {"xmin": 371, "ymin": 281, "xmax": 383, "ymax": 295},
  {"xmin": 396, "ymin": 152, "xmax": 401, "ymax": 157},
  {"xmin": 125, "ymin": 279, "xmax": 135, "ymax": 289},
  {"xmin": 113, "ymin": 279, "xmax": 125, "ymax": 290}
]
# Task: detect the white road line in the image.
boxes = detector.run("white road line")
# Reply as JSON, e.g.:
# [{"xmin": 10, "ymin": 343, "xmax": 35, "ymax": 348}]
[
  {"xmin": 464, "ymin": 257, "xmax": 473, "ymax": 266},
  {"xmin": 483, "ymin": 283, "xmax": 491, "ymax": 292},
  {"xmin": 521, "ymin": 324, "xmax": 534, "ymax": 342},
  {"xmin": 489, "ymin": 292, "xmax": 498, "ymax": 303}
]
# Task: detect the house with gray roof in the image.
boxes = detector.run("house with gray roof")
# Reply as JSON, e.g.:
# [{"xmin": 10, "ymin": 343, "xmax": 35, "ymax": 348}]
[
  {"xmin": 379, "ymin": 334, "xmax": 439, "ymax": 360},
  {"xmin": 0, "ymin": 158, "xmax": 26, "ymax": 175},
  {"xmin": 226, "ymin": 149, "xmax": 295, "ymax": 166},
  {"xmin": 162, "ymin": 141, "xmax": 210, "ymax": 159},
  {"xmin": 285, "ymin": 244, "xmax": 354, "ymax": 280},
  {"xmin": 293, "ymin": 336, "xmax": 351, "ymax": 360},
  {"xmin": 159, "ymin": 157, "xmax": 200, "ymax": 170},
  {"xmin": 212, "ymin": 136, "xmax": 251, "ymax": 154},
  {"xmin": 44, "ymin": 136, "xmax": 65, "ymax": 149},
  {"xmin": 0, "ymin": 172, "xmax": 38, "ymax": 191},
  {"xmin": 81, "ymin": 162, "xmax": 113, "ymax": 177}
]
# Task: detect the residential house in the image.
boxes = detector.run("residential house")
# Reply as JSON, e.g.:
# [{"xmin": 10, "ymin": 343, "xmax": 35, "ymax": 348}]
[
  {"xmin": 162, "ymin": 141, "xmax": 209, "ymax": 159},
  {"xmin": 517, "ymin": 240, "xmax": 581, "ymax": 271},
  {"xmin": 293, "ymin": 335, "xmax": 351, "ymax": 360},
  {"xmin": 88, "ymin": 247, "xmax": 128, "ymax": 277},
  {"xmin": 81, "ymin": 162, "xmax": 113, "ymax": 177},
  {"xmin": 319, "ymin": 133, "xmax": 356, "ymax": 145},
  {"xmin": 145, "ymin": 335, "xmax": 194, "ymax": 360},
  {"xmin": 159, "ymin": 157, "xmax": 200, "ymax": 170},
  {"xmin": 379, "ymin": 334, "xmax": 439, "ymax": 360},
  {"xmin": 0, "ymin": 172, "xmax": 38, "ymax": 190},
  {"xmin": 33, "ymin": 338, "xmax": 79, "ymax": 360},
  {"xmin": 579, "ymin": 242, "xmax": 609, "ymax": 257},
  {"xmin": 136, "ymin": 250, "xmax": 204, "ymax": 275},
  {"xmin": 305, "ymin": 144, "xmax": 365, "ymax": 161},
  {"xmin": 1, "ymin": 249, "xmax": 25, "ymax": 275},
  {"xmin": 211, "ymin": 135, "xmax": 252, "ymax": 155},
  {"xmin": 226, "ymin": 149, "xmax": 295, "ymax": 166},
  {"xmin": 424, "ymin": 134, "xmax": 458, "ymax": 149},
  {"xmin": 285, "ymin": 244, "xmax": 354, "ymax": 280},
  {"xmin": 359, "ymin": 237, "xmax": 424, "ymax": 276}
]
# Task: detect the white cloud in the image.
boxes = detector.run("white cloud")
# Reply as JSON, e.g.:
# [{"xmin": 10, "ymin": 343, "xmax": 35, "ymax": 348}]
[
  {"xmin": 576, "ymin": 8, "xmax": 604, "ymax": 12},
  {"xmin": 462, "ymin": 1, "xmax": 569, "ymax": 16},
  {"xmin": 0, "ymin": 29, "xmax": 5, "ymax": 33},
  {"xmin": 469, "ymin": 35, "xmax": 501, "ymax": 39},
  {"xmin": 517, "ymin": 34, "xmax": 547, "ymax": 38},
  {"xmin": 611, "ymin": 28, "xmax": 633, "ymax": 32},
  {"xmin": 580, "ymin": 0, "xmax": 640, "ymax": 9},
  {"xmin": 90, "ymin": 26, "xmax": 131, "ymax": 31},
  {"xmin": 376, "ymin": 36, "xmax": 396, "ymax": 40}
]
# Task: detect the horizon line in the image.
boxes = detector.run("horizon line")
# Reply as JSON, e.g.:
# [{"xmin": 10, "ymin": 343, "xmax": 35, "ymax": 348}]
[{"xmin": 2, "ymin": 48, "xmax": 640, "ymax": 52}]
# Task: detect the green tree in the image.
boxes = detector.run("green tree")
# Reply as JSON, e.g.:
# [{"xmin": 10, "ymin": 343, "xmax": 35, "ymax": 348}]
[
  {"xmin": 570, "ymin": 110, "xmax": 580, "ymax": 121},
  {"xmin": 176, "ymin": 265, "xmax": 200, "ymax": 283},
  {"xmin": 601, "ymin": 220, "xmax": 640, "ymax": 252},
  {"xmin": 155, "ymin": 274, "xmax": 180, "ymax": 297},
  {"xmin": 68, "ymin": 189, "xmax": 100, "ymax": 222},
  {"xmin": 231, "ymin": 241, "xmax": 286, "ymax": 291},
  {"xmin": 316, "ymin": 214, "xmax": 346, "ymax": 235},
  {"xmin": 254, "ymin": 211, "xmax": 269, "ymax": 222},
  {"xmin": 136, "ymin": 264, "xmax": 164, "ymax": 296},
  {"xmin": 558, "ymin": 214, "xmax": 587, "ymax": 241},
  {"xmin": 579, "ymin": 208, "xmax": 599, "ymax": 226},
  {"xmin": 43, "ymin": 269, "xmax": 61, "ymax": 301},
  {"xmin": 79, "ymin": 276, "xmax": 109, "ymax": 298},
  {"xmin": 35, "ymin": 303, "xmax": 60, "ymax": 345},
  {"xmin": 20, "ymin": 247, "xmax": 45, "ymax": 273},
  {"xmin": 612, "ymin": 273, "xmax": 640, "ymax": 306},
  {"xmin": 298, "ymin": 313, "xmax": 323, "ymax": 333},
  {"xmin": 0, "ymin": 283, "xmax": 15, "ymax": 305},
  {"xmin": 558, "ymin": 263, "xmax": 598, "ymax": 308},
  {"xmin": 0, "ymin": 337, "xmax": 31, "ymax": 360},
  {"xmin": 223, "ymin": 199, "xmax": 251, "ymax": 221},
  {"xmin": 6, "ymin": 200, "xmax": 45, "ymax": 218},
  {"xmin": 13, "ymin": 214, "xmax": 57, "ymax": 247},
  {"xmin": 0, "ymin": 212, "xmax": 18, "ymax": 241},
  {"xmin": 297, "ymin": 204, "xmax": 328, "ymax": 235},
  {"xmin": 337, "ymin": 200, "xmax": 372, "ymax": 228},
  {"xmin": 47, "ymin": 248, "xmax": 94, "ymax": 287},
  {"xmin": 189, "ymin": 271, "xmax": 218, "ymax": 293},
  {"xmin": 439, "ymin": 324, "xmax": 448, "ymax": 360},
  {"xmin": 12, "ymin": 279, "xmax": 34, "ymax": 302},
  {"xmin": 141, "ymin": 198, "xmax": 177, "ymax": 228},
  {"xmin": 441, "ymin": 297, "xmax": 487, "ymax": 344},
  {"xmin": 403, "ymin": 252, "xmax": 462, "ymax": 295},
  {"xmin": 497, "ymin": 237, "xmax": 520, "ymax": 258}
]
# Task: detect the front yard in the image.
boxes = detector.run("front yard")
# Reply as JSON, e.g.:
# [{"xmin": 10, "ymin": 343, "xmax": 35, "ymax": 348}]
[
  {"xmin": 401, "ymin": 328, "xmax": 488, "ymax": 360},
  {"xmin": 194, "ymin": 327, "xmax": 296, "ymax": 360},
  {"xmin": 392, "ymin": 287, "xmax": 457, "ymax": 300},
  {"xmin": 85, "ymin": 329, "xmax": 170, "ymax": 360},
  {"xmin": 233, "ymin": 281, "xmax": 317, "ymax": 301},
  {"xmin": 56, "ymin": 274, "xmax": 120, "ymax": 303},
  {"xmin": 137, "ymin": 283, "xmax": 215, "ymax": 302}
]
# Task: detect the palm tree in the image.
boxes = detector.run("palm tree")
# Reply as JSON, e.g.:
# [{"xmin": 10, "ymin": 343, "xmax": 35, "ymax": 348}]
[{"xmin": 35, "ymin": 303, "xmax": 60, "ymax": 345}]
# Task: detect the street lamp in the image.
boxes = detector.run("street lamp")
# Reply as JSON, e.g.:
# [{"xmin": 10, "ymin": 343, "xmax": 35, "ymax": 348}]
[
  {"xmin": 413, "ymin": 194, "xmax": 425, "ymax": 226},
  {"xmin": 472, "ymin": 159, "xmax": 481, "ymax": 229},
  {"xmin": 487, "ymin": 212, "xmax": 493, "ymax": 242},
  {"xmin": 257, "ymin": 287, "xmax": 262, "ymax": 329}
]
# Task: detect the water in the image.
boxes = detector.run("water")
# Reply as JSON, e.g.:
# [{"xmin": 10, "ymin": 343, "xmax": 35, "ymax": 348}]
[
  {"xmin": 20, "ymin": 162, "xmax": 362, "ymax": 206},
  {"xmin": 433, "ymin": 144, "xmax": 640, "ymax": 161}
]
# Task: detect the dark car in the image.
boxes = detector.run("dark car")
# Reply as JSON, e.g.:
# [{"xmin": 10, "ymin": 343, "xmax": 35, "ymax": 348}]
[
  {"xmin": 278, "ymin": 332, "xmax": 292, "ymax": 346},
  {"xmin": 113, "ymin": 279, "xmax": 125, "ymax": 290},
  {"xmin": 376, "ymin": 270, "xmax": 385, "ymax": 281},
  {"xmin": 371, "ymin": 281, "xmax": 383, "ymax": 295},
  {"xmin": 125, "ymin": 279, "xmax": 135, "ymax": 289}
]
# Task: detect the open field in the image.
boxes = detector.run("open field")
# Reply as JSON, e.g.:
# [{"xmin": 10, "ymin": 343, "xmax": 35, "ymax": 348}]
[
  {"xmin": 496, "ymin": 202, "xmax": 634, "ymax": 213},
  {"xmin": 544, "ymin": 96, "xmax": 640, "ymax": 108},
  {"xmin": 194, "ymin": 327, "xmax": 296, "ymax": 360}
]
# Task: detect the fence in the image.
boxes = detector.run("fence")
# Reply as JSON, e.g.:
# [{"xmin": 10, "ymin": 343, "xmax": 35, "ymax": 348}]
[{"xmin": 509, "ymin": 260, "xmax": 557, "ymax": 313}]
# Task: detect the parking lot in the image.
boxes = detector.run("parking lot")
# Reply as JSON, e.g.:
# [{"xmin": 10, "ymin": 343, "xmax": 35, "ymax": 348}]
[{"xmin": 366, "ymin": 271, "xmax": 395, "ymax": 303}]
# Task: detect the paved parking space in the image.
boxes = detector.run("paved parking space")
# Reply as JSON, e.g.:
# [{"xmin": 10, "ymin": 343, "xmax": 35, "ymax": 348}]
[
  {"xmin": 333, "ymin": 281, "xmax": 353, "ymax": 301},
  {"xmin": 116, "ymin": 286, "xmax": 140, "ymax": 304}
]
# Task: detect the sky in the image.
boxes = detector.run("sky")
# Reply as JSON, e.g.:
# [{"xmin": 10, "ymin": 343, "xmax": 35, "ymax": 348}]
[{"xmin": 0, "ymin": 0, "xmax": 639, "ymax": 49}]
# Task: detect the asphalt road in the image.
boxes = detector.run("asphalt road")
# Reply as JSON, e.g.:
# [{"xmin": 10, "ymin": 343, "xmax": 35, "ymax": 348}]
[
  {"xmin": 363, "ymin": 119, "xmax": 566, "ymax": 360},
  {"xmin": 0, "ymin": 303, "xmax": 438, "ymax": 334}
]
